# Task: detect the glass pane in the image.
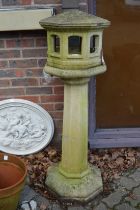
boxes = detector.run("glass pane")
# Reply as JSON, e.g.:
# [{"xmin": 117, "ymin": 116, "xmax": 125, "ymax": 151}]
[
  {"xmin": 96, "ymin": 0, "xmax": 140, "ymax": 128},
  {"xmin": 68, "ymin": 36, "xmax": 82, "ymax": 54}
]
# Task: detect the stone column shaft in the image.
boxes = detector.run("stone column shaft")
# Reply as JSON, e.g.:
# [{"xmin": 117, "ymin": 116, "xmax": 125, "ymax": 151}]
[{"xmin": 59, "ymin": 82, "xmax": 89, "ymax": 178}]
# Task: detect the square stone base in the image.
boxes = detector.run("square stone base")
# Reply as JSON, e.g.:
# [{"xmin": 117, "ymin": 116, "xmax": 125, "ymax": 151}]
[{"xmin": 45, "ymin": 165, "xmax": 103, "ymax": 203}]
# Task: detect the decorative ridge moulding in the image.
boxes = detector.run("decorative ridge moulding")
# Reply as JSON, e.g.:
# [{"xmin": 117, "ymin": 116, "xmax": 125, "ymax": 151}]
[{"xmin": 0, "ymin": 7, "xmax": 54, "ymax": 31}]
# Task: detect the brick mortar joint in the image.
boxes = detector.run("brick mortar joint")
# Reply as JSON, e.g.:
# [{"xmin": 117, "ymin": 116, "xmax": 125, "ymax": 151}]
[
  {"xmin": 0, "ymin": 87, "xmax": 24, "ymax": 89},
  {"xmin": 0, "ymin": 87, "xmax": 52, "ymax": 91},
  {"xmin": 0, "ymin": 49, "xmax": 21, "ymax": 51},
  {"xmin": 2, "ymin": 47, "xmax": 47, "ymax": 50},
  {"xmin": 0, "ymin": 57, "xmax": 46, "ymax": 61},
  {"xmin": 1, "ymin": 67, "xmax": 43, "ymax": 70},
  {"xmin": 9, "ymin": 77, "xmax": 44, "ymax": 80},
  {"xmin": 0, "ymin": 4, "xmax": 59, "ymax": 8},
  {"xmin": 2, "ymin": 38, "xmax": 46, "ymax": 41}
]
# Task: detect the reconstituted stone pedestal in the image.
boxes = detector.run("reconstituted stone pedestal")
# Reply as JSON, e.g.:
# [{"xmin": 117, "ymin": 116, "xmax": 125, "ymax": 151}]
[
  {"xmin": 46, "ymin": 165, "xmax": 103, "ymax": 202},
  {"xmin": 39, "ymin": 8, "xmax": 110, "ymax": 202},
  {"xmin": 45, "ymin": 79, "xmax": 103, "ymax": 203}
]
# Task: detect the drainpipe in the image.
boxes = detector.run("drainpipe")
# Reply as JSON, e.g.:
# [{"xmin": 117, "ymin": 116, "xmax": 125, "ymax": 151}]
[
  {"xmin": 88, "ymin": 0, "xmax": 96, "ymax": 14},
  {"xmin": 62, "ymin": 0, "xmax": 79, "ymax": 10},
  {"xmin": 88, "ymin": 0, "xmax": 96, "ymax": 141}
]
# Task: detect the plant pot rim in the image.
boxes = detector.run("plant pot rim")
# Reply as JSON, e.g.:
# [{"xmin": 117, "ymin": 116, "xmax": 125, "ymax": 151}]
[{"xmin": 0, "ymin": 153, "xmax": 27, "ymax": 197}]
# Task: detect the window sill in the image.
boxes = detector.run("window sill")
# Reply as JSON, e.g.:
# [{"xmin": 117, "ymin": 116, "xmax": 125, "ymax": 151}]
[{"xmin": 0, "ymin": 7, "xmax": 54, "ymax": 31}]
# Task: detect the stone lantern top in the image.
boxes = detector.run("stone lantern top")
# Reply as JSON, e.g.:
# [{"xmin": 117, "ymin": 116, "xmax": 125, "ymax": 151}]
[
  {"xmin": 40, "ymin": 9, "xmax": 110, "ymax": 29},
  {"xmin": 39, "ymin": 9, "xmax": 110, "ymax": 82}
]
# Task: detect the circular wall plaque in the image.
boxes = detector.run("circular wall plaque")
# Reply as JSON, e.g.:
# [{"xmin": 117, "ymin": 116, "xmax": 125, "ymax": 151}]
[{"xmin": 0, "ymin": 99, "xmax": 54, "ymax": 155}]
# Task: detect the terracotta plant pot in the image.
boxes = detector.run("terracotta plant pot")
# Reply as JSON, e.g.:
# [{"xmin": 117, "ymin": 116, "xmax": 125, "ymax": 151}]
[{"xmin": 0, "ymin": 153, "xmax": 27, "ymax": 210}]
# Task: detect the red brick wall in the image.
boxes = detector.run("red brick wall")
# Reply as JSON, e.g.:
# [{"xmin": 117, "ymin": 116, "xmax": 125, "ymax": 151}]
[{"xmin": 0, "ymin": 0, "xmax": 88, "ymax": 146}]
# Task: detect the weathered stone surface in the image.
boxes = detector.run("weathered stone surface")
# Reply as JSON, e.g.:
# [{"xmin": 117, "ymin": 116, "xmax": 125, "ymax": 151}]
[
  {"xmin": 94, "ymin": 203, "xmax": 108, "ymax": 210},
  {"xmin": 40, "ymin": 9, "xmax": 110, "ymax": 29},
  {"xmin": 133, "ymin": 186, "xmax": 140, "ymax": 202},
  {"xmin": 19, "ymin": 166, "xmax": 140, "ymax": 210},
  {"xmin": 115, "ymin": 203, "xmax": 137, "ymax": 210},
  {"xmin": 20, "ymin": 203, "xmax": 30, "ymax": 210},
  {"xmin": 68, "ymin": 206, "xmax": 86, "ymax": 210},
  {"xmin": 19, "ymin": 185, "xmax": 37, "ymax": 202},
  {"xmin": 35, "ymin": 194, "xmax": 50, "ymax": 207},
  {"xmin": 137, "ymin": 168, "xmax": 140, "ymax": 172},
  {"xmin": 119, "ymin": 177, "xmax": 139, "ymax": 190},
  {"xmin": 125, "ymin": 196, "xmax": 140, "ymax": 208},
  {"xmin": 19, "ymin": 185, "xmax": 50, "ymax": 210},
  {"xmin": 102, "ymin": 190, "xmax": 127, "ymax": 208},
  {"xmin": 129, "ymin": 169, "xmax": 140, "ymax": 182},
  {"xmin": 48, "ymin": 203, "xmax": 62, "ymax": 210},
  {"xmin": 40, "ymin": 9, "xmax": 109, "ymax": 204},
  {"xmin": 46, "ymin": 166, "xmax": 103, "ymax": 202}
]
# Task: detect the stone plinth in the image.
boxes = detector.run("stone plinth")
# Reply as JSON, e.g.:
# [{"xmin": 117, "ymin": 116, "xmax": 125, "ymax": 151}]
[
  {"xmin": 46, "ymin": 165, "xmax": 103, "ymax": 202},
  {"xmin": 45, "ymin": 79, "xmax": 102, "ymax": 202}
]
